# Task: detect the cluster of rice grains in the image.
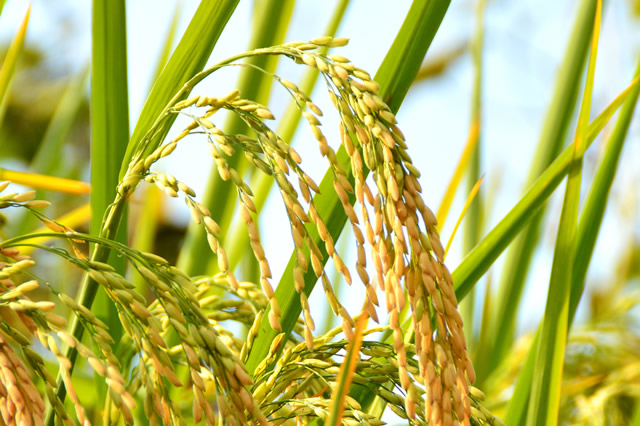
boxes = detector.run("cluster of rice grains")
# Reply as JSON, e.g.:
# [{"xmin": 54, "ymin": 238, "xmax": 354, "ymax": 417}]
[
  {"xmin": 151, "ymin": 37, "xmax": 476, "ymax": 424},
  {"xmin": 119, "ymin": 260, "xmax": 265, "ymax": 426},
  {"xmin": 250, "ymin": 326, "xmax": 499, "ymax": 425},
  {"xmin": 0, "ymin": 259, "xmax": 47, "ymax": 426},
  {"xmin": 74, "ymin": 250, "xmax": 266, "ymax": 425},
  {"xmin": 1, "ymin": 185, "xmax": 264, "ymax": 425},
  {"xmin": 0, "ymin": 36, "xmax": 481, "ymax": 424},
  {"xmin": 0, "ymin": 187, "xmax": 67, "ymax": 425},
  {"xmin": 0, "ymin": 256, "xmax": 89, "ymax": 425}
]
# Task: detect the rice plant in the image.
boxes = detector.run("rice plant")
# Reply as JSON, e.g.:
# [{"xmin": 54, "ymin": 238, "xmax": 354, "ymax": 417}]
[{"xmin": 0, "ymin": 0, "xmax": 638, "ymax": 425}]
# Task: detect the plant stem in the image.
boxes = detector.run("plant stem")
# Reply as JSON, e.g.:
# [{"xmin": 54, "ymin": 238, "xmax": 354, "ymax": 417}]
[{"xmin": 45, "ymin": 197, "xmax": 126, "ymax": 425}]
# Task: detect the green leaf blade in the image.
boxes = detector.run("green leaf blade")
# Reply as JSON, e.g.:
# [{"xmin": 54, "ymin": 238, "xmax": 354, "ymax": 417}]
[
  {"xmin": 482, "ymin": 0, "xmax": 599, "ymax": 382},
  {"xmin": 504, "ymin": 61, "xmax": 640, "ymax": 426},
  {"xmin": 527, "ymin": 2, "xmax": 601, "ymax": 423},
  {"xmin": 90, "ymin": 0, "xmax": 130, "ymax": 343},
  {"xmin": 0, "ymin": 5, "xmax": 30, "ymax": 108}
]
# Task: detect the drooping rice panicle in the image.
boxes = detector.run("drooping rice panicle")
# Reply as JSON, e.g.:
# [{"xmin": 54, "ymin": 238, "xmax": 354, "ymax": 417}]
[
  {"xmin": 1, "ymin": 36, "xmax": 478, "ymax": 425},
  {"xmin": 116, "ymin": 37, "xmax": 475, "ymax": 425}
]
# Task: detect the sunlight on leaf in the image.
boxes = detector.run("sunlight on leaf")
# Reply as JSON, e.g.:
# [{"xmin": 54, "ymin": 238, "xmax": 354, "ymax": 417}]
[
  {"xmin": 0, "ymin": 169, "xmax": 90, "ymax": 195},
  {"xmin": 327, "ymin": 313, "xmax": 368, "ymax": 426},
  {"xmin": 437, "ymin": 119, "xmax": 480, "ymax": 230},
  {"xmin": 0, "ymin": 4, "xmax": 30, "ymax": 106},
  {"xmin": 444, "ymin": 174, "xmax": 484, "ymax": 259}
]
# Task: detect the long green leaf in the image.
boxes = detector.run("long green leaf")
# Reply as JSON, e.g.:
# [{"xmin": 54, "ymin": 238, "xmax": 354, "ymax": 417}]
[
  {"xmin": 568, "ymin": 56, "xmax": 640, "ymax": 324},
  {"xmin": 0, "ymin": 5, "xmax": 30, "ymax": 107},
  {"xmin": 504, "ymin": 327, "xmax": 541, "ymax": 425},
  {"xmin": 526, "ymin": 0, "xmax": 601, "ymax": 420},
  {"xmin": 119, "ymin": 0, "xmax": 239, "ymax": 179},
  {"xmin": 249, "ymin": 0, "xmax": 296, "ymax": 106},
  {"xmin": 633, "ymin": 396, "xmax": 640, "ymax": 426},
  {"xmin": 148, "ymin": 1, "xmax": 181, "ymax": 92},
  {"xmin": 461, "ymin": 0, "xmax": 486, "ymax": 347},
  {"xmin": 245, "ymin": 0, "xmax": 451, "ymax": 376},
  {"xmin": 376, "ymin": 1, "xmax": 450, "ymax": 113},
  {"xmin": 505, "ymin": 54, "xmax": 640, "ymax": 426},
  {"xmin": 177, "ymin": 0, "xmax": 295, "ymax": 276},
  {"xmin": 482, "ymin": 0, "xmax": 599, "ymax": 381},
  {"xmin": 453, "ymin": 76, "xmax": 639, "ymax": 302},
  {"xmin": 89, "ymin": 0, "xmax": 130, "ymax": 346},
  {"xmin": 399, "ymin": 87, "xmax": 628, "ymax": 346}
]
